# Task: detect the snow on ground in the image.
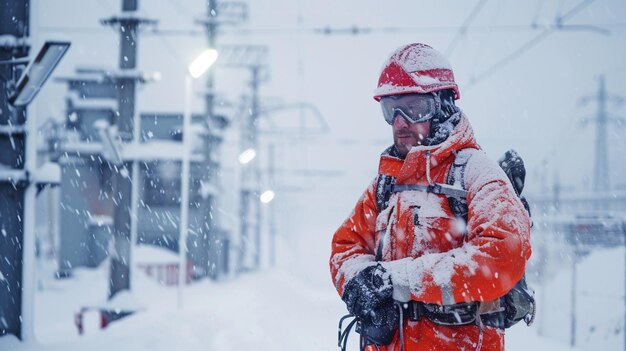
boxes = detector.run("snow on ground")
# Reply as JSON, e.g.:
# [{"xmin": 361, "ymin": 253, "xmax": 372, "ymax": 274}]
[
  {"xmin": 1, "ymin": 251, "xmax": 587, "ymax": 351},
  {"xmin": 4, "ymin": 224, "xmax": 621, "ymax": 351},
  {"xmin": 3, "ymin": 258, "xmax": 347, "ymax": 351},
  {"xmin": 1, "ymin": 266, "xmax": 579, "ymax": 351},
  {"xmin": 538, "ymin": 245, "xmax": 625, "ymax": 351}
]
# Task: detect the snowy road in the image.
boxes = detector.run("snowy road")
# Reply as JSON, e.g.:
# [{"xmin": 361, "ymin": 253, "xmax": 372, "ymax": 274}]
[{"xmin": 1, "ymin": 257, "xmax": 581, "ymax": 351}]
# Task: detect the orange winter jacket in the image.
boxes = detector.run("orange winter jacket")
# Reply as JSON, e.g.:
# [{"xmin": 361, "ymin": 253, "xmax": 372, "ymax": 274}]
[{"xmin": 330, "ymin": 113, "xmax": 532, "ymax": 351}]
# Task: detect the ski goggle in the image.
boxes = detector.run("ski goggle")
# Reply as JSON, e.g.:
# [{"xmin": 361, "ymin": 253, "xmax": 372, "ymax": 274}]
[{"xmin": 380, "ymin": 93, "xmax": 440, "ymax": 125}]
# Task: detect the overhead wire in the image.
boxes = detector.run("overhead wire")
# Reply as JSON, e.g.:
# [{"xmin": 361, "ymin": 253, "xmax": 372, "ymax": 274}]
[
  {"xmin": 96, "ymin": 0, "xmax": 116, "ymax": 15},
  {"xmin": 466, "ymin": 29, "xmax": 552, "ymax": 89},
  {"xmin": 97, "ymin": 0, "xmax": 120, "ymax": 36},
  {"xmin": 556, "ymin": 0, "xmax": 567, "ymax": 20},
  {"xmin": 467, "ymin": 0, "xmax": 506, "ymax": 83},
  {"xmin": 163, "ymin": 0, "xmax": 196, "ymax": 20},
  {"xmin": 531, "ymin": 0, "xmax": 546, "ymax": 28},
  {"xmin": 460, "ymin": 0, "xmax": 602, "ymax": 184},
  {"xmin": 136, "ymin": 5, "xmax": 192, "ymax": 69},
  {"xmin": 38, "ymin": 22, "xmax": 626, "ymax": 37},
  {"xmin": 559, "ymin": 0, "xmax": 596, "ymax": 22},
  {"xmin": 40, "ymin": 0, "xmax": 614, "ymax": 97},
  {"xmin": 466, "ymin": 0, "xmax": 597, "ymax": 90},
  {"xmin": 444, "ymin": 0, "xmax": 488, "ymax": 56}
]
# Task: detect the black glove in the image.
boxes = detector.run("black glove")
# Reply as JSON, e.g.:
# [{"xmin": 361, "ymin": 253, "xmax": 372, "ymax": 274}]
[
  {"xmin": 342, "ymin": 264, "xmax": 392, "ymax": 318},
  {"xmin": 342, "ymin": 264, "xmax": 398, "ymax": 346},
  {"xmin": 498, "ymin": 149, "xmax": 526, "ymax": 196}
]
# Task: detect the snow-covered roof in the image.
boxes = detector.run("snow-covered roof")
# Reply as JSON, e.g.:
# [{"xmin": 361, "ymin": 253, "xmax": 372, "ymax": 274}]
[
  {"xmin": 33, "ymin": 162, "xmax": 61, "ymax": 184},
  {"xmin": 0, "ymin": 167, "xmax": 27, "ymax": 182},
  {"xmin": 101, "ymin": 11, "xmax": 158, "ymax": 24},
  {"xmin": 0, "ymin": 124, "xmax": 26, "ymax": 135},
  {"xmin": 104, "ymin": 69, "xmax": 150, "ymax": 82},
  {"xmin": 122, "ymin": 141, "xmax": 204, "ymax": 162},
  {"xmin": 200, "ymin": 182, "xmax": 218, "ymax": 198},
  {"xmin": 56, "ymin": 67, "xmax": 151, "ymax": 84},
  {"xmin": 61, "ymin": 141, "xmax": 104, "ymax": 155},
  {"xmin": 59, "ymin": 140, "xmax": 206, "ymax": 161},
  {"xmin": 0, "ymin": 34, "xmax": 29, "ymax": 48},
  {"xmin": 87, "ymin": 215, "xmax": 113, "ymax": 227},
  {"xmin": 134, "ymin": 245, "xmax": 179, "ymax": 265},
  {"xmin": 55, "ymin": 67, "xmax": 109, "ymax": 83},
  {"xmin": 67, "ymin": 91, "xmax": 117, "ymax": 110},
  {"xmin": 83, "ymin": 290, "xmax": 146, "ymax": 313}
]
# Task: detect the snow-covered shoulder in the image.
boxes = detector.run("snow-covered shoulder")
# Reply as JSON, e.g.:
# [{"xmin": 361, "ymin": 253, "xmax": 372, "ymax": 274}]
[{"xmin": 462, "ymin": 149, "xmax": 513, "ymax": 196}]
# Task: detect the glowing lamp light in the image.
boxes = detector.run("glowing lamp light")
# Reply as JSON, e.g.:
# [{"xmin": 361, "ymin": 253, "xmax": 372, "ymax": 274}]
[
  {"xmin": 238, "ymin": 148, "xmax": 257, "ymax": 164},
  {"xmin": 260, "ymin": 190, "xmax": 275, "ymax": 204},
  {"xmin": 188, "ymin": 48, "xmax": 218, "ymax": 78}
]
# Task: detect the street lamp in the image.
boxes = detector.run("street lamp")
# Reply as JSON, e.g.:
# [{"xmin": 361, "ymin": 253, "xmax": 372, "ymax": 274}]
[
  {"xmin": 9, "ymin": 41, "xmax": 70, "ymax": 106},
  {"xmin": 188, "ymin": 48, "xmax": 219, "ymax": 79},
  {"xmin": 178, "ymin": 48, "xmax": 218, "ymax": 308},
  {"xmin": 260, "ymin": 189, "xmax": 275, "ymax": 204},
  {"xmin": 238, "ymin": 148, "xmax": 257, "ymax": 164}
]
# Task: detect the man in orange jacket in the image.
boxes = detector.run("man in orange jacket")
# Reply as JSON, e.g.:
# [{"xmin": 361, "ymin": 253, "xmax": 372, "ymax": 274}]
[{"xmin": 330, "ymin": 43, "xmax": 532, "ymax": 351}]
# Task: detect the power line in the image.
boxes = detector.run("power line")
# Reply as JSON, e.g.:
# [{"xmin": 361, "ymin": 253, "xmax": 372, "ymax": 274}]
[
  {"xmin": 38, "ymin": 22, "xmax": 626, "ymax": 37},
  {"xmin": 96, "ymin": 0, "xmax": 116, "ymax": 14},
  {"xmin": 311, "ymin": 23, "xmax": 624, "ymax": 36},
  {"xmin": 559, "ymin": 0, "xmax": 594, "ymax": 23},
  {"xmin": 466, "ymin": 0, "xmax": 598, "ymax": 89},
  {"xmin": 138, "ymin": 5, "xmax": 189, "ymax": 68},
  {"xmin": 163, "ymin": 0, "xmax": 196, "ymax": 20},
  {"xmin": 468, "ymin": 0, "xmax": 505, "ymax": 78},
  {"xmin": 466, "ymin": 28, "xmax": 552, "ymax": 88},
  {"xmin": 556, "ymin": 0, "xmax": 568, "ymax": 20},
  {"xmin": 445, "ymin": 0, "xmax": 488, "ymax": 56},
  {"xmin": 531, "ymin": 0, "xmax": 546, "ymax": 28}
]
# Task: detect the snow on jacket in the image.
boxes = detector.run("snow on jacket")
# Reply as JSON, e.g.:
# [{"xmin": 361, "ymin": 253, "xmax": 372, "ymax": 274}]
[{"xmin": 329, "ymin": 112, "xmax": 532, "ymax": 351}]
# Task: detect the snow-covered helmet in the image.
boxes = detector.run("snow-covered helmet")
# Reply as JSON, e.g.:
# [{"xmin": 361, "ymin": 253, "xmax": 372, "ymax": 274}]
[{"xmin": 373, "ymin": 43, "xmax": 460, "ymax": 101}]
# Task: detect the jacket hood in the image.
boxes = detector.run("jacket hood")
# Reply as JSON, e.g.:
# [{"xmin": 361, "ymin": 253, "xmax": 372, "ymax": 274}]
[{"xmin": 378, "ymin": 111, "xmax": 480, "ymax": 183}]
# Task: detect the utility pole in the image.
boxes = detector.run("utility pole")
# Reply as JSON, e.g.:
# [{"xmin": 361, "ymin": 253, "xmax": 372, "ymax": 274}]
[
  {"xmin": 251, "ymin": 65, "xmax": 262, "ymax": 270},
  {"xmin": 580, "ymin": 75, "xmax": 625, "ymax": 195},
  {"xmin": 570, "ymin": 243, "xmax": 578, "ymax": 348},
  {"xmin": 102, "ymin": 0, "xmax": 156, "ymax": 298},
  {"xmin": 239, "ymin": 64, "xmax": 263, "ymax": 271},
  {"xmin": 0, "ymin": 0, "xmax": 30, "ymax": 339},
  {"xmin": 207, "ymin": 44, "xmax": 266, "ymax": 273},
  {"xmin": 268, "ymin": 142, "xmax": 276, "ymax": 267},
  {"xmin": 194, "ymin": 0, "xmax": 247, "ymax": 279},
  {"xmin": 199, "ymin": 1, "xmax": 219, "ymax": 278},
  {"xmin": 592, "ymin": 76, "xmax": 609, "ymax": 193},
  {"xmin": 553, "ymin": 173, "xmax": 561, "ymax": 213},
  {"xmin": 1, "ymin": 1, "xmax": 68, "ymax": 340},
  {"xmin": 623, "ymin": 221, "xmax": 626, "ymax": 351}
]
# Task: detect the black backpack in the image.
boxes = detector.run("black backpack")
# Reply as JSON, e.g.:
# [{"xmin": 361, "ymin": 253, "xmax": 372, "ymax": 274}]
[{"xmin": 375, "ymin": 148, "xmax": 536, "ymax": 328}]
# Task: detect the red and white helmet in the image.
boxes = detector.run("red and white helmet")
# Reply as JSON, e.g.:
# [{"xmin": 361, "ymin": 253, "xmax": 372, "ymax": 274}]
[{"xmin": 373, "ymin": 43, "xmax": 460, "ymax": 101}]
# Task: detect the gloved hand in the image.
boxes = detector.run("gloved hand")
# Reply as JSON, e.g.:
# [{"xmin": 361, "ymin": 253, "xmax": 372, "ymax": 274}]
[
  {"xmin": 498, "ymin": 149, "xmax": 526, "ymax": 196},
  {"xmin": 341, "ymin": 264, "xmax": 399, "ymax": 346},
  {"xmin": 342, "ymin": 264, "xmax": 393, "ymax": 319}
]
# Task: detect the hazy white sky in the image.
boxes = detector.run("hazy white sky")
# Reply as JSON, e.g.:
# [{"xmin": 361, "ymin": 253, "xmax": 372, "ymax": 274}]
[{"xmin": 32, "ymin": 0, "xmax": 626, "ymax": 247}]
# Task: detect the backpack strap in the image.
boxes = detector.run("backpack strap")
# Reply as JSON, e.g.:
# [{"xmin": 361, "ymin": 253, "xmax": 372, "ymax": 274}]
[
  {"xmin": 445, "ymin": 148, "xmax": 475, "ymax": 222},
  {"xmin": 375, "ymin": 149, "xmax": 474, "ymax": 214},
  {"xmin": 374, "ymin": 149, "xmax": 472, "ymax": 263},
  {"xmin": 391, "ymin": 183, "xmax": 467, "ymax": 199},
  {"xmin": 375, "ymin": 174, "xmax": 395, "ymax": 213}
]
